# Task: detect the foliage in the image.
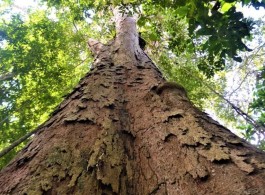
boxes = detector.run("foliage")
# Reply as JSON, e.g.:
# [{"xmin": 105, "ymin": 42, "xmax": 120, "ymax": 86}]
[
  {"xmin": 43, "ymin": 0, "xmax": 262, "ymax": 76},
  {"xmin": 207, "ymin": 18, "xmax": 265, "ymax": 149},
  {"xmin": 249, "ymin": 33, "xmax": 265, "ymax": 149},
  {"xmin": 0, "ymin": 5, "xmax": 92, "ymax": 168}
]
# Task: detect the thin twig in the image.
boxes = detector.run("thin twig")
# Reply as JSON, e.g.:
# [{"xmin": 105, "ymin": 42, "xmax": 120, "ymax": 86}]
[
  {"xmin": 0, "ymin": 116, "xmax": 8, "ymax": 126},
  {"xmin": 228, "ymin": 43, "xmax": 265, "ymax": 97}
]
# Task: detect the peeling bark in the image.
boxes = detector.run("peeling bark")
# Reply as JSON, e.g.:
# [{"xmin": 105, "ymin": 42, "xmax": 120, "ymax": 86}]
[{"xmin": 1, "ymin": 15, "xmax": 265, "ymax": 195}]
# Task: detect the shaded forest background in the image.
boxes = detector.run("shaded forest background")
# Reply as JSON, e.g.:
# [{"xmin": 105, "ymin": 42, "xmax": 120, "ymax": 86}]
[{"xmin": 0, "ymin": 0, "xmax": 265, "ymax": 169}]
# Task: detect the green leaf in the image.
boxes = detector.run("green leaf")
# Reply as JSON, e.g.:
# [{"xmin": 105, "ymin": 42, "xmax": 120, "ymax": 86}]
[
  {"xmin": 221, "ymin": 3, "xmax": 234, "ymax": 12},
  {"xmin": 175, "ymin": 6, "xmax": 189, "ymax": 17},
  {"xmin": 148, "ymin": 32, "xmax": 158, "ymax": 41}
]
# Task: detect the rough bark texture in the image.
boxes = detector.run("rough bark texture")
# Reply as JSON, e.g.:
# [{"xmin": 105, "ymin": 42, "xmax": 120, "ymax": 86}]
[{"xmin": 1, "ymin": 16, "xmax": 265, "ymax": 195}]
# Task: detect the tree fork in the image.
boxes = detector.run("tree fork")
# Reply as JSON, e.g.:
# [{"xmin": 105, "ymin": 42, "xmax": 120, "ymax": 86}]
[{"xmin": 1, "ymin": 14, "xmax": 265, "ymax": 195}]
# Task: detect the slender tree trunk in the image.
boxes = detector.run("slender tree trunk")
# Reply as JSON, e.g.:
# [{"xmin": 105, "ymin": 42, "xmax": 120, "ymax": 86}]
[{"xmin": 1, "ymin": 14, "xmax": 265, "ymax": 195}]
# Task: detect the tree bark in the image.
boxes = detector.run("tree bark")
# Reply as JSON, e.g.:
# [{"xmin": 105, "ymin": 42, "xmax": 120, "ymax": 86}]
[{"xmin": 1, "ymin": 15, "xmax": 265, "ymax": 195}]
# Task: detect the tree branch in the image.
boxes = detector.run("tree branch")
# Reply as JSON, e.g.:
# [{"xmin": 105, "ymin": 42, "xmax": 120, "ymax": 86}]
[
  {"xmin": 0, "ymin": 126, "xmax": 42, "ymax": 159},
  {"xmin": 0, "ymin": 73, "xmax": 14, "ymax": 81},
  {"xmin": 87, "ymin": 39, "xmax": 105, "ymax": 56},
  {"xmin": 182, "ymin": 69, "xmax": 265, "ymax": 133}
]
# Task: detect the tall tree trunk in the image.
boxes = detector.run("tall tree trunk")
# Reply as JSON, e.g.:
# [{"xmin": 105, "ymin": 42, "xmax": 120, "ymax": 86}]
[{"xmin": 1, "ymin": 14, "xmax": 265, "ymax": 195}]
